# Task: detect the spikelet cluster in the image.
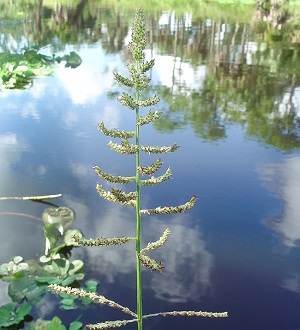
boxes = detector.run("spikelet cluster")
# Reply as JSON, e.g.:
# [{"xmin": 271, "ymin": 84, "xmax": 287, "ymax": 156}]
[
  {"xmin": 73, "ymin": 235, "xmax": 134, "ymax": 247},
  {"xmin": 140, "ymin": 196, "xmax": 197, "ymax": 215}
]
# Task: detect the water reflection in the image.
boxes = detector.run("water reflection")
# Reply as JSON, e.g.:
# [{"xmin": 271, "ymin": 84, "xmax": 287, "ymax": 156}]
[
  {"xmin": 1, "ymin": 1, "xmax": 300, "ymax": 328},
  {"xmin": 259, "ymin": 156, "xmax": 300, "ymax": 248},
  {"xmin": 282, "ymin": 273, "xmax": 300, "ymax": 293},
  {"xmin": 1, "ymin": 1, "xmax": 300, "ymax": 148},
  {"xmin": 55, "ymin": 47, "xmax": 116, "ymax": 105},
  {"xmin": 148, "ymin": 218, "xmax": 213, "ymax": 303},
  {"xmin": 0, "ymin": 134, "xmax": 45, "ymax": 265},
  {"xmin": 0, "ymin": 134, "xmax": 24, "ymax": 172}
]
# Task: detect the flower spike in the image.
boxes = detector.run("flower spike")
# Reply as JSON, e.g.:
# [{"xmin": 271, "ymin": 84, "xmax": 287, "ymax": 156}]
[
  {"xmin": 138, "ymin": 159, "xmax": 163, "ymax": 175},
  {"xmin": 99, "ymin": 122, "xmax": 135, "ymax": 139},
  {"xmin": 140, "ymin": 196, "xmax": 197, "ymax": 215}
]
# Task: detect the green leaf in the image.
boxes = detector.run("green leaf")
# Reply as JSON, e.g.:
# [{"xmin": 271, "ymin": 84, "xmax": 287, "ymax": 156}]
[
  {"xmin": 68, "ymin": 260, "xmax": 84, "ymax": 276},
  {"xmin": 44, "ymin": 223, "xmax": 66, "ymax": 256},
  {"xmin": 0, "ymin": 302, "xmax": 31, "ymax": 327},
  {"xmin": 26, "ymin": 284, "xmax": 47, "ymax": 303},
  {"xmin": 56, "ymin": 51, "xmax": 82, "ymax": 68},
  {"xmin": 17, "ymin": 301, "xmax": 31, "ymax": 319},
  {"xmin": 44, "ymin": 258, "xmax": 69, "ymax": 277},
  {"xmin": 64, "ymin": 229, "xmax": 82, "ymax": 246},
  {"xmin": 13, "ymin": 256, "xmax": 23, "ymax": 264},
  {"xmin": 60, "ymin": 298, "xmax": 77, "ymax": 310},
  {"xmin": 36, "ymin": 275, "xmax": 61, "ymax": 285},
  {"xmin": 39, "ymin": 255, "xmax": 51, "ymax": 263},
  {"xmin": 61, "ymin": 274, "xmax": 84, "ymax": 286},
  {"xmin": 47, "ymin": 316, "xmax": 67, "ymax": 330},
  {"xmin": 0, "ymin": 263, "xmax": 9, "ymax": 276},
  {"xmin": 8, "ymin": 274, "xmax": 46, "ymax": 303},
  {"xmin": 86, "ymin": 280, "xmax": 98, "ymax": 291},
  {"xmin": 0, "ymin": 304, "xmax": 15, "ymax": 327},
  {"xmin": 69, "ymin": 321, "xmax": 83, "ymax": 330},
  {"xmin": 82, "ymin": 280, "xmax": 98, "ymax": 305}
]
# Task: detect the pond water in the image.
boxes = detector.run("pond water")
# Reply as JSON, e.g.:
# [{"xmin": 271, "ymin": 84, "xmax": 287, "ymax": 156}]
[{"xmin": 1, "ymin": 1, "xmax": 300, "ymax": 329}]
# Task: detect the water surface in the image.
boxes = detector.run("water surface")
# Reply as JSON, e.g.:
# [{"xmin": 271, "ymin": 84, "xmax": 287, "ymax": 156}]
[{"xmin": 0, "ymin": 1, "xmax": 300, "ymax": 329}]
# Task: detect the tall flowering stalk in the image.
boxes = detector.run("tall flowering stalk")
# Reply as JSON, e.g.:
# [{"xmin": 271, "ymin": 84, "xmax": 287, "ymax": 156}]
[{"xmin": 49, "ymin": 7, "xmax": 227, "ymax": 329}]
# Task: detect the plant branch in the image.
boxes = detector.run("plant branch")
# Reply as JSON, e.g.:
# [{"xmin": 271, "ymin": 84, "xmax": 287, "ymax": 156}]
[
  {"xmin": 143, "ymin": 310, "xmax": 229, "ymax": 319},
  {"xmin": 94, "ymin": 166, "xmax": 135, "ymax": 184},
  {"xmin": 137, "ymin": 110, "xmax": 162, "ymax": 126},
  {"xmin": 73, "ymin": 235, "xmax": 135, "ymax": 247},
  {"xmin": 140, "ymin": 143, "xmax": 179, "ymax": 154},
  {"xmin": 98, "ymin": 122, "xmax": 135, "ymax": 139},
  {"xmin": 48, "ymin": 284, "xmax": 137, "ymax": 318},
  {"xmin": 0, "ymin": 194, "xmax": 62, "ymax": 201},
  {"xmin": 86, "ymin": 319, "xmax": 138, "ymax": 330},
  {"xmin": 140, "ymin": 228, "xmax": 171, "ymax": 254},
  {"xmin": 138, "ymin": 159, "xmax": 163, "ymax": 175},
  {"xmin": 96, "ymin": 185, "xmax": 137, "ymax": 207},
  {"xmin": 140, "ymin": 196, "xmax": 197, "ymax": 215},
  {"xmin": 140, "ymin": 168, "xmax": 172, "ymax": 186}
]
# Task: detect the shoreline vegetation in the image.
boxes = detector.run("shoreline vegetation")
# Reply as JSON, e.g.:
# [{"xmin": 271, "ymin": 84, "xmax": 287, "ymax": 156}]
[{"xmin": 1, "ymin": 0, "xmax": 299, "ymax": 27}]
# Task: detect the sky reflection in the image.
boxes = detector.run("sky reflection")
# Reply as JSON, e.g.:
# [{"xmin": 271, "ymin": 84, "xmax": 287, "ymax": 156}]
[{"xmin": 259, "ymin": 156, "xmax": 300, "ymax": 248}]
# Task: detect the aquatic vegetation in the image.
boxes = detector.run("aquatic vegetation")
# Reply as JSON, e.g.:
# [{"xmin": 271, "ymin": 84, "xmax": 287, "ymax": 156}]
[
  {"xmin": 27, "ymin": 316, "xmax": 83, "ymax": 330},
  {"xmin": 49, "ymin": 7, "xmax": 227, "ymax": 330},
  {"xmin": 0, "ymin": 206, "xmax": 87, "ymax": 328},
  {"xmin": 0, "ymin": 47, "xmax": 81, "ymax": 90},
  {"xmin": 0, "ymin": 302, "xmax": 31, "ymax": 328}
]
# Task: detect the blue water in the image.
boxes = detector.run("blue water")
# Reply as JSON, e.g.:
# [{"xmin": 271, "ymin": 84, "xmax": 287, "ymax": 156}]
[{"xmin": 1, "ymin": 6, "xmax": 300, "ymax": 329}]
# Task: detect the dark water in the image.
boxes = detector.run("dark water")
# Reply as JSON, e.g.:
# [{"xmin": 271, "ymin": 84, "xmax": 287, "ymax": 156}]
[{"xmin": 0, "ymin": 1, "xmax": 300, "ymax": 329}]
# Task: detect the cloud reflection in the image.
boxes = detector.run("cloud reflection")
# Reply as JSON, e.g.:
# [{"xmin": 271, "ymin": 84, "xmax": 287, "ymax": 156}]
[
  {"xmin": 147, "ymin": 218, "xmax": 214, "ymax": 303},
  {"xmin": 0, "ymin": 134, "xmax": 23, "ymax": 172},
  {"xmin": 258, "ymin": 156, "xmax": 300, "ymax": 247},
  {"xmin": 0, "ymin": 133, "xmax": 45, "ymax": 266},
  {"xmin": 56, "ymin": 47, "xmax": 116, "ymax": 106},
  {"xmin": 282, "ymin": 273, "xmax": 300, "ymax": 293}
]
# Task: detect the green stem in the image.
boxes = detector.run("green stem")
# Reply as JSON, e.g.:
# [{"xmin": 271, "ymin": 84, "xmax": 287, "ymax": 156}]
[
  {"xmin": 0, "ymin": 194, "xmax": 62, "ymax": 200},
  {"xmin": 135, "ymin": 92, "xmax": 143, "ymax": 330}
]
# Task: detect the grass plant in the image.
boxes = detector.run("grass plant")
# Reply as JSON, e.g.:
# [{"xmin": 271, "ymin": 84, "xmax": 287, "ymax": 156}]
[{"xmin": 49, "ymin": 7, "xmax": 228, "ymax": 329}]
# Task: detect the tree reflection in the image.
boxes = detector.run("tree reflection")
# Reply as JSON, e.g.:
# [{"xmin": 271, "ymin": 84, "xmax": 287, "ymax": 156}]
[
  {"xmin": 1, "ymin": 0, "xmax": 300, "ymax": 148},
  {"xmin": 146, "ymin": 10, "xmax": 300, "ymax": 149}
]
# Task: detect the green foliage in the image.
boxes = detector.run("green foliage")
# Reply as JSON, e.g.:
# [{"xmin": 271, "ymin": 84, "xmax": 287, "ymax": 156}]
[
  {"xmin": 0, "ymin": 206, "xmax": 85, "ymax": 326},
  {"xmin": 0, "ymin": 47, "xmax": 81, "ymax": 90},
  {"xmin": 55, "ymin": 51, "xmax": 82, "ymax": 68},
  {"xmin": 0, "ymin": 302, "xmax": 31, "ymax": 328},
  {"xmin": 7, "ymin": 271, "xmax": 47, "ymax": 304},
  {"xmin": 58, "ymin": 280, "xmax": 99, "ymax": 310},
  {"xmin": 0, "ymin": 256, "xmax": 30, "ymax": 278},
  {"xmin": 28, "ymin": 316, "xmax": 83, "ymax": 330}
]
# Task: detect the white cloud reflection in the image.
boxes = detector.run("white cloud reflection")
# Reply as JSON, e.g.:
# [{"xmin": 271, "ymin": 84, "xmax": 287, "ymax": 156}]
[
  {"xmin": 56, "ymin": 47, "xmax": 116, "ymax": 106},
  {"xmin": 282, "ymin": 273, "xmax": 300, "ymax": 293},
  {"xmin": 0, "ymin": 134, "xmax": 45, "ymax": 269},
  {"xmin": 102, "ymin": 103, "xmax": 121, "ymax": 129},
  {"xmin": 148, "ymin": 218, "xmax": 214, "ymax": 303},
  {"xmin": 258, "ymin": 156, "xmax": 300, "ymax": 247},
  {"xmin": 143, "ymin": 49, "xmax": 206, "ymax": 94},
  {"xmin": 0, "ymin": 84, "xmax": 46, "ymax": 120},
  {"xmin": 0, "ymin": 134, "xmax": 22, "ymax": 172}
]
